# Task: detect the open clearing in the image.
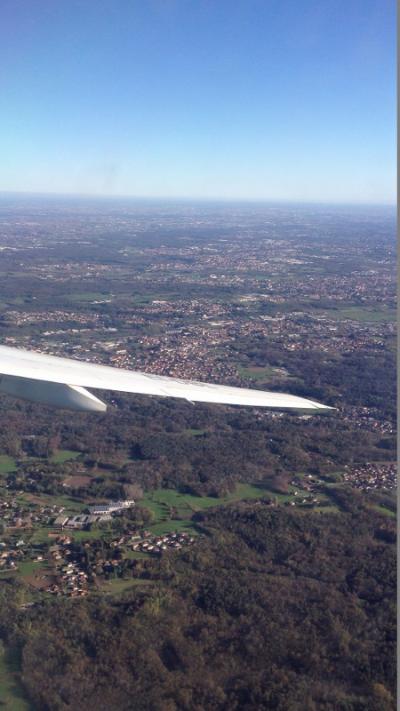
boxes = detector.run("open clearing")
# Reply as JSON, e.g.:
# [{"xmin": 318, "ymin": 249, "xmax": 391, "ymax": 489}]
[
  {"xmin": 101, "ymin": 578, "xmax": 154, "ymax": 596},
  {"xmin": 238, "ymin": 365, "xmax": 284, "ymax": 381},
  {"xmin": 50, "ymin": 449, "xmax": 81, "ymax": 464},
  {"xmin": 0, "ymin": 456, "xmax": 16, "ymax": 474},
  {"xmin": 0, "ymin": 642, "xmax": 31, "ymax": 710},
  {"xmin": 324, "ymin": 306, "xmax": 396, "ymax": 323},
  {"xmin": 66, "ymin": 291, "xmax": 112, "ymax": 303},
  {"xmin": 63, "ymin": 475, "xmax": 92, "ymax": 487}
]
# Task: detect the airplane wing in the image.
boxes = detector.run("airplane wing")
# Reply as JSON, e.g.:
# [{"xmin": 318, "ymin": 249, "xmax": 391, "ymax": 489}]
[{"xmin": 0, "ymin": 345, "xmax": 333, "ymax": 414}]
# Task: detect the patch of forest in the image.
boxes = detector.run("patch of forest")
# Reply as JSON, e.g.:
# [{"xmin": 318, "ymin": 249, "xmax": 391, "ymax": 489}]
[
  {"xmin": 0, "ymin": 501, "xmax": 395, "ymax": 710},
  {"xmin": 0, "ymin": 354, "xmax": 395, "ymax": 501}
]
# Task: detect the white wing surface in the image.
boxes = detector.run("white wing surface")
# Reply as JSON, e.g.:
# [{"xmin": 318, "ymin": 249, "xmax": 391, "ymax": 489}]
[{"xmin": 0, "ymin": 345, "xmax": 333, "ymax": 413}]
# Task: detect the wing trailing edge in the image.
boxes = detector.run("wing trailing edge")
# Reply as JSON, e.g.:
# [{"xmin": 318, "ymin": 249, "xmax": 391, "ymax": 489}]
[{"xmin": 0, "ymin": 345, "xmax": 334, "ymax": 414}]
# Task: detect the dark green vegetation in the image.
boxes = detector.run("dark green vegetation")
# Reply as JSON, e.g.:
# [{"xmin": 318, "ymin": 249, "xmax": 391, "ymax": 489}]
[
  {"xmin": 0, "ymin": 641, "xmax": 31, "ymax": 710},
  {"xmin": 0, "ymin": 501, "xmax": 395, "ymax": 711},
  {"xmin": 0, "ymin": 343, "xmax": 395, "ymax": 498}
]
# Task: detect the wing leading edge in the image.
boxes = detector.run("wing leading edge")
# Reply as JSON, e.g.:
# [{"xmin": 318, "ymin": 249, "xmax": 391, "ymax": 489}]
[{"xmin": 0, "ymin": 345, "xmax": 334, "ymax": 413}]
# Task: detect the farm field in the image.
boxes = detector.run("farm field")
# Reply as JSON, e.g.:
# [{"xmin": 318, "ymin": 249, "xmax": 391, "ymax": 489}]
[
  {"xmin": 0, "ymin": 456, "xmax": 16, "ymax": 474},
  {"xmin": 100, "ymin": 577, "xmax": 154, "ymax": 595},
  {"xmin": 50, "ymin": 450, "xmax": 81, "ymax": 464},
  {"xmin": 66, "ymin": 291, "xmax": 112, "ymax": 303},
  {"xmin": 237, "ymin": 365, "xmax": 285, "ymax": 381},
  {"xmin": 323, "ymin": 306, "xmax": 396, "ymax": 323}
]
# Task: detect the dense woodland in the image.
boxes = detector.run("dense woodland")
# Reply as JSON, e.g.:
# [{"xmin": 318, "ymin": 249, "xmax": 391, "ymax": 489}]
[{"xmin": 0, "ymin": 500, "xmax": 395, "ymax": 710}]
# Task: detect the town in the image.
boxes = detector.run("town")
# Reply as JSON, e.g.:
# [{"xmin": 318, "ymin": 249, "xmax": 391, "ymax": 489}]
[
  {"xmin": 0, "ymin": 202, "xmax": 395, "ymax": 439},
  {"xmin": 343, "ymin": 462, "xmax": 397, "ymax": 491}
]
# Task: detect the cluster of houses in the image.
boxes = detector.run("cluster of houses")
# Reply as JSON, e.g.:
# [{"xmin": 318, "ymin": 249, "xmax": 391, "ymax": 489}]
[
  {"xmin": 286, "ymin": 474, "xmax": 325, "ymax": 506},
  {"xmin": 0, "ymin": 498, "xmax": 30, "ymax": 529},
  {"xmin": 0, "ymin": 494, "xmax": 200, "ymax": 598},
  {"xmin": 343, "ymin": 462, "xmax": 396, "ymax": 491},
  {"xmin": 42, "ymin": 528, "xmax": 197, "ymax": 597},
  {"xmin": 342, "ymin": 405, "xmax": 395, "ymax": 436},
  {"xmin": 47, "ymin": 536, "xmax": 88, "ymax": 596},
  {"xmin": 130, "ymin": 530, "xmax": 195, "ymax": 555},
  {"xmin": 53, "ymin": 499, "xmax": 135, "ymax": 529},
  {"xmin": 0, "ymin": 538, "xmax": 26, "ymax": 571},
  {"xmin": 290, "ymin": 474, "xmax": 324, "ymax": 493},
  {"xmin": 47, "ymin": 562, "xmax": 88, "ymax": 597},
  {"xmin": 0, "ymin": 497, "xmax": 65, "ymax": 530},
  {"xmin": 286, "ymin": 495, "xmax": 321, "ymax": 507}
]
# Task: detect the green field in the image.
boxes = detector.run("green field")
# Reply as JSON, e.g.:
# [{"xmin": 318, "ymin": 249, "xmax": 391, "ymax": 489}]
[
  {"xmin": 0, "ymin": 642, "xmax": 32, "ymax": 710},
  {"xmin": 125, "ymin": 550, "xmax": 150, "ymax": 561},
  {"xmin": 71, "ymin": 528, "xmax": 112, "ymax": 542},
  {"xmin": 21, "ymin": 492, "xmax": 87, "ymax": 513},
  {"xmin": 325, "ymin": 306, "xmax": 396, "ymax": 323},
  {"xmin": 40, "ymin": 493, "xmax": 86, "ymax": 510},
  {"xmin": 0, "ymin": 456, "xmax": 17, "ymax": 474},
  {"xmin": 141, "ymin": 482, "xmax": 294, "ymax": 533},
  {"xmin": 50, "ymin": 449, "xmax": 81, "ymax": 464},
  {"xmin": 238, "ymin": 365, "xmax": 278, "ymax": 381},
  {"xmin": 17, "ymin": 559, "xmax": 49, "ymax": 579},
  {"xmin": 27, "ymin": 527, "xmax": 55, "ymax": 545},
  {"xmin": 313, "ymin": 505, "xmax": 340, "ymax": 513},
  {"xmin": 67, "ymin": 292, "xmax": 112, "ymax": 303},
  {"xmin": 0, "ymin": 450, "xmax": 80, "ymax": 472},
  {"xmin": 148, "ymin": 520, "xmax": 198, "ymax": 536},
  {"xmin": 371, "ymin": 504, "xmax": 396, "ymax": 519},
  {"xmin": 28, "ymin": 521, "xmax": 111, "ymax": 545},
  {"xmin": 101, "ymin": 578, "xmax": 153, "ymax": 595}
]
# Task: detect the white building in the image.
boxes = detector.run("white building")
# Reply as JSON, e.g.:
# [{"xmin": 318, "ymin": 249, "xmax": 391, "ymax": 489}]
[{"xmin": 88, "ymin": 499, "xmax": 135, "ymax": 516}]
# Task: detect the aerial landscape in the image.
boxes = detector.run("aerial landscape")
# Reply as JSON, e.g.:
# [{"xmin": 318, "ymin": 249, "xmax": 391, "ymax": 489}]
[
  {"xmin": 0, "ymin": 196, "xmax": 396, "ymax": 709},
  {"xmin": 0, "ymin": 0, "xmax": 396, "ymax": 709}
]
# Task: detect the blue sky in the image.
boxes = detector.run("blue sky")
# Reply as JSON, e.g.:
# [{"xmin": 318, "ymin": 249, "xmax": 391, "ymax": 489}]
[{"xmin": 0, "ymin": 0, "xmax": 396, "ymax": 203}]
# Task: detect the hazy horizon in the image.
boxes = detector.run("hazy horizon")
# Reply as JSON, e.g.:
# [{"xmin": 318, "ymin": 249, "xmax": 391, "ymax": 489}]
[{"xmin": 0, "ymin": 189, "xmax": 396, "ymax": 210}]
